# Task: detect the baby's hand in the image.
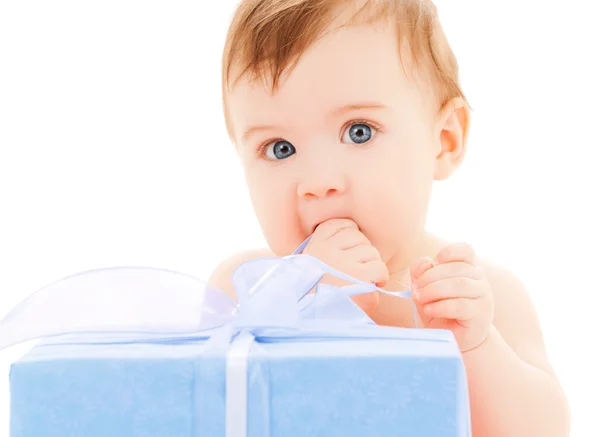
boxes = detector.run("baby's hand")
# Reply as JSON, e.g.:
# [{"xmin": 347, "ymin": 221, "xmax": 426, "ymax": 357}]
[
  {"xmin": 303, "ymin": 219, "xmax": 388, "ymax": 313},
  {"xmin": 410, "ymin": 243, "xmax": 494, "ymax": 352}
]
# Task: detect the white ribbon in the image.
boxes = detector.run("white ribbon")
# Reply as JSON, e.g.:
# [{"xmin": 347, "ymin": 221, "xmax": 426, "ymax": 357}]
[
  {"xmin": 225, "ymin": 330, "xmax": 256, "ymax": 437},
  {"xmin": 0, "ymin": 247, "xmax": 419, "ymax": 437}
]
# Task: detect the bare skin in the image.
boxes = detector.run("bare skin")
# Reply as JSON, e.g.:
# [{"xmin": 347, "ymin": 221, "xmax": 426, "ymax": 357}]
[
  {"xmin": 214, "ymin": 15, "xmax": 570, "ymax": 437},
  {"xmin": 209, "ymin": 230, "xmax": 568, "ymax": 437}
]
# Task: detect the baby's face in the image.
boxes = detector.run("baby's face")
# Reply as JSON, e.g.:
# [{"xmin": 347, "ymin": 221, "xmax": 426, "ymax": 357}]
[{"xmin": 227, "ymin": 21, "xmax": 447, "ymax": 265}]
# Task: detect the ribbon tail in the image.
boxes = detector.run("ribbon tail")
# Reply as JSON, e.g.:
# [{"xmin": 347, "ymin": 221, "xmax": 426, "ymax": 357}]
[
  {"xmin": 379, "ymin": 289, "xmax": 419, "ymax": 327},
  {"xmin": 302, "ymin": 284, "xmax": 376, "ymax": 325},
  {"xmin": 0, "ymin": 266, "xmax": 236, "ymax": 351},
  {"xmin": 232, "ymin": 257, "xmax": 323, "ymax": 307},
  {"xmin": 285, "ymin": 255, "xmax": 420, "ymax": 328}
]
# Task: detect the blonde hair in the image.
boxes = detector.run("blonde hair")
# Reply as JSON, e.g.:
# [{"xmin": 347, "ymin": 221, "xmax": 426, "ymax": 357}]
[{"xmin": 221, "ymin": 0, "xmax": 466, "ymax": 137}]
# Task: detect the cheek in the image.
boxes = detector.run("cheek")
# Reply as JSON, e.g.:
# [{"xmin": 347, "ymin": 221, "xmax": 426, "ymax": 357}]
[
  {"xmin": 354, "ymin": 142, "xmax": 435, "ymax": 255},
  {"xmin": 245, "ymin": 170, "xmax": 302, "ymax": 255}
]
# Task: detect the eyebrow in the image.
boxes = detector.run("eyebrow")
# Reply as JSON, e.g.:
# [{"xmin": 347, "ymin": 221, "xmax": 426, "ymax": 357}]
[
  {"xmin": 329, "ymin": 101, "xmax": 389, "ymax": 117},
  {"xmin": 240, "ymin": 124, "xmax": 275, "ymax": 143},
  {"xmin": 239, "ymin": 102, "xmax": 388, "ymax": 143}
]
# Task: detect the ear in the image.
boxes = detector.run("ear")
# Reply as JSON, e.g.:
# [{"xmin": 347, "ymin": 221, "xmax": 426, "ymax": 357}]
[{"xmin": 433, "ymin": 97, "xmax": 471, "ymax": 181}]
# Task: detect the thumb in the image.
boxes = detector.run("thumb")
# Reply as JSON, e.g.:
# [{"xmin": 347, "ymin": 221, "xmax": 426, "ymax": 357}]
[
  {"xmin": 410, "ymin": 257, "xmax": 434, "ymax": 327},
  {"xmin": 410, "ymin": 256, "xmax": 435, "ymax": 281}
]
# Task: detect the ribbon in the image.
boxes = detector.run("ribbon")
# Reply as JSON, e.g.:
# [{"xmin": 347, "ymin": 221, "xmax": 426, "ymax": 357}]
[{"xmin": 0, "ymin": 244, "xmax": 436, "ymax": 437}]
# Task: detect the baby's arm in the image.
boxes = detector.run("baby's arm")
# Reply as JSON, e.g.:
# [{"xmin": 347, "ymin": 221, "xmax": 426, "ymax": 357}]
[
  {"xmin": 464, "ymin": 264, "xmax": 570, "ymax": 437},
  {"xmin": 208, "ymin": 249, "xmax": 275, "ymax": 301},
  {"xmin": 209, "ymin": 249, "xmax": 570, "ymax": 437}
]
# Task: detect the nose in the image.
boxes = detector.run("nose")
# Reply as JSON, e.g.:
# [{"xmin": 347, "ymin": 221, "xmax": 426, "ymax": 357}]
[{"xmin": 297, "ymin": 171, "xmax": 347, "ymax": 199}]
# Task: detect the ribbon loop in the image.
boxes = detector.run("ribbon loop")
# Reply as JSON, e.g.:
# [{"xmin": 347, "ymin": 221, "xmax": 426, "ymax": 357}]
[
  {"xmin": 230, "ymin": 257, "xmax": 323, "ymax": 329},
  {"xmin": 0, "ymin": 248, "xmax": 421, "ymax": 437},
  {"xmin": 0, "ymin": 254, "xmax": 417, "ymax": 351}
]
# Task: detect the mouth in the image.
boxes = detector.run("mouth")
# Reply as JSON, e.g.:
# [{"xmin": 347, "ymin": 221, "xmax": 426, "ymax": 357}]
[{"xmin": 310, "ymin": 216, "xmax": 357, "ymax": 234}]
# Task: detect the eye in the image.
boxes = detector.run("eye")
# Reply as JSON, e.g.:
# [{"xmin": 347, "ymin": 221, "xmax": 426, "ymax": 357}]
[
  {"xmin": 264, "ymin": 140, "xmax": 296, "ymax": 160},
  {"xmin": 342, "ymin": 123, "xmax": 375, "ymax": 144}
]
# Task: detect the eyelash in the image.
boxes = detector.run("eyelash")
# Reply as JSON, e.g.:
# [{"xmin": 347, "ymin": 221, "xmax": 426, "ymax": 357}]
[
  {"xmin": 256, "ymin": 119, "xmax": 382, "ymax": 157},
  {"xmin": 341, "ymin": 119, "xmax": 381, "ymax": 140}
]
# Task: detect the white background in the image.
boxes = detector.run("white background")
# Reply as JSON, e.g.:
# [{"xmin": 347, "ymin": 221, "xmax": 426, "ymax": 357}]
[{"xmin": 0, "ymin": 1, "xmax": 598, "ymax": 436}]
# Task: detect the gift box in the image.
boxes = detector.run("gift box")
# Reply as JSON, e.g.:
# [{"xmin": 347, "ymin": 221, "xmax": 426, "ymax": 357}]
[{"xmin": 1, "ymin": 255, "xmax": 472, "ymax": 437}]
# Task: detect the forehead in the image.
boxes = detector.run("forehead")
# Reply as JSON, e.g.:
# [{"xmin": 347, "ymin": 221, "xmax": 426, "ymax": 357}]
[{"xmin": 227, "ymin": 21, "xmax": 430, "ymax": 142}]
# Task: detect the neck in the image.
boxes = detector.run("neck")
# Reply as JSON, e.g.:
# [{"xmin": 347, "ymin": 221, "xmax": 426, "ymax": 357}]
[
  {"xmin": 383, "ymin": 231, "xmax": 443, "ymax": 291},
  {"xmin": 368, "ymin": 231, "xmax": 445, "ymax": 327}
]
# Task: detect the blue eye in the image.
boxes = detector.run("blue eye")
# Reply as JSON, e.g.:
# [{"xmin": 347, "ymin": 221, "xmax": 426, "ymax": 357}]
[
  {"xmin": 265, "ymin": 140, "xmax": 296, "ymax": 160},
  {"xmin": 342, "ymin": 123, "xmax": 374, "ymax": 144}
]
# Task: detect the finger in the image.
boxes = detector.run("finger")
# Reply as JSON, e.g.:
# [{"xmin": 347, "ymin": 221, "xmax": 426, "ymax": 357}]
[
  {"xmin": 423, "ymin": 298, "xmax": 477, "ymax": 321},
  {"xmin": 436, "ymin": 243, "xmax": 477, "ymax": 265},
  {"xmin": 329, "ymin": 227, "xmax": 371, "ymax": 250},
  {"xmin": 415, "ymin": 262, "xmax": 484, "ymax": 288},
  {"xmin": 410, "ymin": 256, "xmax": 435, "ymax": 280},
  {"xmin": 416, "ymin": 277, "xmax": 482, "ymax": 304},
  {"xmin": 358, "ymin": 260, "xmax": 389, "ymax": 286},
  {"xmin": 312, "ymin": 218, "xmax": 358, "ymax": 239},
  {"xmin": 345, "ymin": 244, "xmax": 381, "ymax": 263}
]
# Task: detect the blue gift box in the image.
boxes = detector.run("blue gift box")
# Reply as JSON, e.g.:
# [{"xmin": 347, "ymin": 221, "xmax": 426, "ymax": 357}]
[{"xmin": 2, "ymin": 255, "xmax": 471, "ymax": 437}]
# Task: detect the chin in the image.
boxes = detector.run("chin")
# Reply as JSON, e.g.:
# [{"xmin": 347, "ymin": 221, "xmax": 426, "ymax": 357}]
[{"xmin": 364, "ymin": 233, "xmax": 397, "ymax": 261}]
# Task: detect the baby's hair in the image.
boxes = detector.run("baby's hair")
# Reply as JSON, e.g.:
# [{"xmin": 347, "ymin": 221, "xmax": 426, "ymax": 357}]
[{"xmin": 221, "ymin": 0, "xmax": 466, "ymax": 137}]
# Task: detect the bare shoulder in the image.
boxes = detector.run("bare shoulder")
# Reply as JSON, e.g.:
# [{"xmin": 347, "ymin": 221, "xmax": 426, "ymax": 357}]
[
  {"xmin": 478, "ymin": 257, "xmax": 556, "ymax": 376},
  {"xmin": 208, "ymin": 248, "xmax": 275, "ymax": 302}
]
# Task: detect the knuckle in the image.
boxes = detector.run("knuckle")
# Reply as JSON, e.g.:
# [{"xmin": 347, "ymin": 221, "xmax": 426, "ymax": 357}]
[
  {"xmin": 357, "ymin": 246, "xmax": 375, "ymax": 262},
  {"xmin": 304, "ymin": 242, "xmax": 334, "ymax": 264},
  {"xmin": 312, "ymin": 222, "xmax": 330, "ymax": 233},
  {"xmin": 303, "ymin": 240, "xmax": 321, "ymax": 256},
  {"xmin": 313, "ymin": 218, "xmax": 354, "ymax": 234},
  {"xmin": 330, "ymin": 218, "xmax": 357, "ymax": 229},
  {"xmin": 420, "ymin": 282, "xmax": 436, "ymax": 302},
  {"xmin": 437, "ymin": 247, "xmax": 451, "ymax": 261},
  {"xmin": 438, "ymin": 247, "xmax": 457, "ymax": 263},
  {"xmin": 412, "ymin": 257, "xmax": 435, "ymax": 280},
  {"xmin": 363, "ymin": 260, "xmax": 389, "ymax": 283},
  {"xmin": 438, "ymin": 242, "xmax": 475, "ymax": 263},
  {"xmin": 330, "ymin": 225, "xmax": 365, "ymax": 245},
  {"xmin": 359, "ymin": 232, "xmax": 372, "ymax": 245},
  {"xmin": 461, "ymin": 243, "xmax": 477, "ymax": 261},
  {"xmin": 366, "ymin": 245, "xmax": 382, "ymax": 259},
  {"xmin": 338, "ymin": 226, "xmax": 361, "ymax": 239}
]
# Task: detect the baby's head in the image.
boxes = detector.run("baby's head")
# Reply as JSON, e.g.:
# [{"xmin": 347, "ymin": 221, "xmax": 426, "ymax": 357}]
[{"xmin": 222, "ymin": 0, "xmax": 470, "ymax": 269}]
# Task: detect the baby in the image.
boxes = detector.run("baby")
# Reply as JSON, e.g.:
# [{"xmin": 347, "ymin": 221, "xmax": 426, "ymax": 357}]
[{"xmin": 209, "ymin": 0, "xmax": 570, "ymax": 436}]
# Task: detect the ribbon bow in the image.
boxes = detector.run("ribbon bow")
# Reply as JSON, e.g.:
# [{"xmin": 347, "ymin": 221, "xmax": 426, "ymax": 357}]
[
  {"xmin": 0, "ymin": 249, "xmax": 433, "ymax": 437},
  {"xmin": 0, "ymin": 253, "xmax": 419, "ymax": 351}
]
